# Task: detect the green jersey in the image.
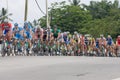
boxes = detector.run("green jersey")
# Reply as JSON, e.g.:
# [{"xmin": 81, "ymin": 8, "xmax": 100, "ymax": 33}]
[{"xmin": 51, "ymin": 29, "xmax": 61, "ymax": 38}]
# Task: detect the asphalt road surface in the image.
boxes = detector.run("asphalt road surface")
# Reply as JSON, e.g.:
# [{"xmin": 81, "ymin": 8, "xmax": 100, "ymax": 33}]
[{"xmin": 0, "ymin": 56, "xmax": 120, "ymax": 80}]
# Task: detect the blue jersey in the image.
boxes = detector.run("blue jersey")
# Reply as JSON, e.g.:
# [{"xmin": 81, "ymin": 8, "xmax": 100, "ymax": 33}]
[
  {"xmin": 13, "ymin": 27, "xmax": 23, "ymax": 39},
  {"xmin": 63, "ymin": 35, "xmax": 70, "ymax": 44},
  {"xmin": 63, "ymin": 35, "xmax": 67, "ymax": 42},
  {"xmin": 3, "ymin": 30, "xmax": 9, "ymax": 35},
  {"xmin": 106, "ymin": 38, "xmax": 112, "ymax": 45},
  {"xmin": 13, "ymin": 27, "xmax": 21, "ymax": 33},
  {"xmin": 24, "ymin": 29, "xmax": 32, "ymax": 39},
  {"xmin": 24, "ymin": 23, "xmax": 32, "ymax": 30},
  {"xmin": 96, "ymin": 41, "xmax": 99, "ymax": 48}
]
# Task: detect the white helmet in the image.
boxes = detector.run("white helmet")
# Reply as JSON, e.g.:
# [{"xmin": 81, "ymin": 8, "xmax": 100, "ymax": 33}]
[
  {"xmin": 100, "ymin": 34, "xmax": 104, "ymax": 37},
  {"xmin": 108, "ymin": 35, "xmax": 111, "ymax": 38},
  {"xmin": 4, "ymin": 19, "xmax": 8, "ymax": 23},
  {"xmin": 37, "ymin": 25, "xmax": 41, "ymax": 29},
  {"xmin": 74, "ymin": 31, "xmax": 77, "ymax": 34},
  {"xmin": 67, "ymin": 31, "xmax": 70, "ymax": 34}
]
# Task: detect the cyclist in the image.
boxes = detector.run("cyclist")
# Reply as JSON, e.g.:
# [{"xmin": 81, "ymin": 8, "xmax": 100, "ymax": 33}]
[
  {"xmin": 116, "ymin": 35, "xmax": 120, "ymax": 56},
  {"xmin": 80, "ymin": 34, "xmax": 85, "ymax": 55},
  {"xmin": 1, "ymin": 19, "xmax": 12, "ymax": 36},
  {"xmin": 99, "ymin": 34, "xmax": 106, "ymax": 46},
  {"xmin": 12, "ymin": 23, "xmax": 23, "ymax": 39},
  {"xmin": 63, "ymin": 32, "xmax": 68, "ymax": 45},
  {"xmin": 95, "ymin": 38, "xmax": 100, "ymax": 56},
  {"xmin": 47, "ymin": 27, "xmax": 52, "ymax": 41},
  {"xmin": 67, "ymin": 32, "xmax": 72, "ymax": 42},
  {"xmin": 73, "ymin": 31, "xmax": 79, "ymax": 43},
  {"xmin": 99, "ymin": 34, "xmax": 107, "ymax": 56},
  {"xmin": 106, "ymin": 35, "xmax": 113, "ymax": 46},
  {"xmin": 23, "ymin": 22, "xmax": 32, "ymax": 40},
  {"xmin": 42, "ymin": 27, "xmax": 48, "ymax": 42},
  {"xmin": 51, "ymin": 25, "xmax": 61, "ymax": 40},
  {"xmin": 106, "ymin": 35, "xmax": 113, "ymax": 56}
]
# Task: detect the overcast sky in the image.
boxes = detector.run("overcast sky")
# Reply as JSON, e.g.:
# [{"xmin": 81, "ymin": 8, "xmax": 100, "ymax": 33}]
[{"xmin": 0, "ymin": 0, "xmax": 115, "ymax": 25}]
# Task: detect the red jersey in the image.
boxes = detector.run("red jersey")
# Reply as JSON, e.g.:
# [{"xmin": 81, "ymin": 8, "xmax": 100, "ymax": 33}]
[
  {"xmin": 0, "ymin": 23, "xmax": 12, "ymax": 31},
  {"xmin": 117, "ymin": 38, "xmax": 120, "ymax": 45}
]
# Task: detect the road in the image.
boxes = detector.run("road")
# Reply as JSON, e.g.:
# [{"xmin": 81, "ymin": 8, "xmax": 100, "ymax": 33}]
[{"xmin": 0, "ymin": 56, "xmax": 120, "ymax": 80}]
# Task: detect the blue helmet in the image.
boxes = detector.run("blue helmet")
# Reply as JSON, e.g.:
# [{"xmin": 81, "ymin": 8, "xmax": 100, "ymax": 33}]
[
  {"xmin": 24, "ymin": 22, "xmax": 28, "ymax": 25},
  {"xmin": 14, "ymin": 23, "xmax": 18, "ymax": 26}
]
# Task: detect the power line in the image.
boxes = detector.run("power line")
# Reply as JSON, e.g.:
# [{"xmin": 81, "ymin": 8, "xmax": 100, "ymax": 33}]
[{"xmin": 34, "ymin": 0, "xmax": 46, "ymax": 15}]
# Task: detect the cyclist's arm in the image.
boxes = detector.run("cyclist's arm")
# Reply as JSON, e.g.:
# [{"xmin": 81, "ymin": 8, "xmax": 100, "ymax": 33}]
[
  {"xmin": 8, "ymin": 23, "xmax": 12, "ymax": 31},
  {"xmin": 116, "ymin": 39, "xmax": 118, "ymax": 46},
  {"xmin": 57, "ymin": 32, "xmax": 61, "ymax": 39}
]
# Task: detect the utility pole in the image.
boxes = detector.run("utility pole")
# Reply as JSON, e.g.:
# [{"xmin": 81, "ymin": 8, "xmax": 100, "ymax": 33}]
[
  {"xmin": 24, "ymin": 0, "xmax": 28, "ymax": 22},
  {"xmin": 6, "ymin": 0, "xmax": 8, "ymax": 12},
  {"xmin": 46, "ymin": 0, "xmax": 49, "ymax": 28},
  {"xmin": 6, "ymin": 0, "xmax": 8, "ymax": 21}
]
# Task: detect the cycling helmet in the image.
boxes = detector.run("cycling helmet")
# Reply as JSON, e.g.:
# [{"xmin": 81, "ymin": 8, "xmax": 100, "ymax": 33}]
[
  {"xmin": 67, "ymin": 31, "xmax": 70, "ymax": 34},
  {"xmin": 24, "ymin": 22, "xmax": 28, "ymax": 25},
  {"xmin": 108, "ymin": 35, "xmax": 111, "ymax": 38},
  {"xmin": 4, "ymin": 19, "xmax": 8, "ymax": 23},
  {"xmin": 14, "ymin": 23, "xmax": 18, "ymax": 26},
  {"xmin": 74, "ymin": 31, "xmax": 77, "ymax": 34},
  {"xmin": 100, "ymin": 34, "xmax": 104, "ymax": 37}
]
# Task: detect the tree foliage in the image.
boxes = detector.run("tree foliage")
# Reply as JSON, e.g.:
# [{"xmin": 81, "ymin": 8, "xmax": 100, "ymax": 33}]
[
  {"xmin": 0, "ymin": 8, "xmax": 13, "ymax": 23},
  {"xmin": 68, "ymin": 0, "xmax": 81, "ymax": 6},
  {"xmin": 39, "ymin": 0, "xmax": 120, "ymax": 38}
]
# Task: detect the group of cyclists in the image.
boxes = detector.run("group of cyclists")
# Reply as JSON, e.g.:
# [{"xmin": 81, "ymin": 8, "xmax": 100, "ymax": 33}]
[{"xmin": 0, "ymin": 20, "xmax": 120, "ymax": 57}]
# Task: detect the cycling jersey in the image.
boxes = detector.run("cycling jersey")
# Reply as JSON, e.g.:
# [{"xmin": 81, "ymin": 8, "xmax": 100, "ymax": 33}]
[
  {"xmin": 80, "ymin": 36, "xmax": 85, "ymax": 45},
  {"xmin": 51, "ymin": 29, "xmax": 60, "ymax": 38},
  {"xmin": 43, "ymin": 30, "xmax": 47, "ymax": 41},
  {"xmin": 106, "ymin": 37, "xmax": 112, "ymax": 46},
  {"xmin": 73, "ymin": 34, "xmax": 79, "ymax": 43},
  {"xmin": 13, "ymin": 27, "xmax": 22, "ymax": 39},
  {"xmin": 85, "ymin": 37, "xmax": 89, "ymax": 46},
  {"xmin": 63, "ymin": 33, "xmax": 67, "ymax": 42},
  {"xmin": 24, "ymin": 22, "xmax": 32, "ymax": 30},
  {"xmin": 116, "ymin": 38, "xmax": 120, "ymax": 46},
  {"xmin": 90, "ymin": 37, "xmax": 95, "ymax": 45},
  {"xmin": 68, "ymin": 34, "xmax": 72, "ymax": 38},
  {"xmin": 13, "ymin": 27, "xmax": 21, "ymax": 33},
  {"xmin": 96, "ymin": 40, "xmax": 99, "ymax": 48},
  {"xmin": 36, "ymin": 28, "xmax": 41, "ymax": 38},
  {"xmin": 24, "ymin": 29, "xmax": 32, "ymax": 40},
  {"xmin": 99, "ymin": 37, "xmax": 106, "ymax": 45},
  {"xmin": 1, "ymin": 23, "xmax": 12, "ymax": 35},
  {"xmin": 34, "ymin": 28, "xmax": 43, "ymax": 40},
  {"xmin": 47, "ymin": 29, "xmax": 51, "ymax": 41}
]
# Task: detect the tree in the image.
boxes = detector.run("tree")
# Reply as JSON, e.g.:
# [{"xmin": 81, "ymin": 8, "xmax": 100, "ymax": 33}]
[
  {"xmin": 68, "ymin": 0, "xmax": 81, "ymax": 6},
  {"xmin": 39, "ymin": 1, "xmax": 92, "ymax": 33},
  {"xmin": 39, "ymin": 0, "xmax": 120, "ymax": 39},
  {"xmin": 0, "ymin": 8, "xmax": 13, "ymax": 23},
  {"xmin": 82, "ymin": 0, "xmax": 113, "ymax": 19}
]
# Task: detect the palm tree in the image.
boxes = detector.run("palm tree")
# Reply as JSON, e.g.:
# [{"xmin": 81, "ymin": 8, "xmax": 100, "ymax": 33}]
[
  {"xmin": 0, "ymin": 8, "xmax": 12, "ymax": 23},
  {"xmin": 68, "ymin": 0, "xmax": 81, "ymax": 6}
]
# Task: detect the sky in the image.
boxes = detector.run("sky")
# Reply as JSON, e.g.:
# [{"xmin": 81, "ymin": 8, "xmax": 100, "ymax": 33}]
[{"xmin": 0, "ymin": 0, "xmax": 115, "ymax": 25}]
